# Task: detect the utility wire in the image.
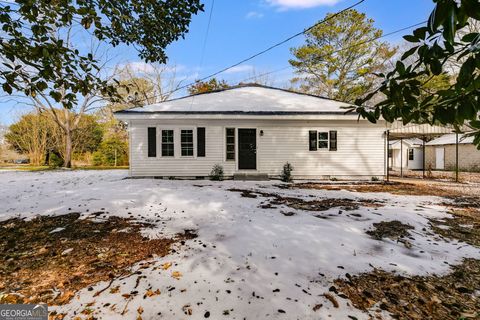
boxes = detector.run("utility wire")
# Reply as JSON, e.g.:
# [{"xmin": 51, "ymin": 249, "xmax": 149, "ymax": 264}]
[
  {"xmin": 135, "ymin": 0, "xmax": 366, "ymax": 104},
  {"xmin": 237, "ymin": 20, "xmax": 428, "ymax": 85}
]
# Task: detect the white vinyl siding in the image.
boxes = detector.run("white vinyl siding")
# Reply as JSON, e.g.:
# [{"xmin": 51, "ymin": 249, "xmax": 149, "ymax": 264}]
[{"xmin": 128, "ymin": 119, "xmax": 385, "ymax": 179}]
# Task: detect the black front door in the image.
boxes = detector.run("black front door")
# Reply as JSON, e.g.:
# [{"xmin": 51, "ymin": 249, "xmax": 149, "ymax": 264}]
[{"xmin": 238, "ymin": 129, "xmax": 257, "ymax": 170}]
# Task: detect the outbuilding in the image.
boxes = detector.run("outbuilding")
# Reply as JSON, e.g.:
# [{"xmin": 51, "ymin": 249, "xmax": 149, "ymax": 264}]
[
  {"xmin": 115, "ymin": 85, "xmax": 387, "ymax": 180},
  {"xmin": 388, "ymin": 138, "xmax": 424, "ymax": 171},
  {"xmin": 425, "ymin": 133, "xmax": 480, "ymax": 171}
]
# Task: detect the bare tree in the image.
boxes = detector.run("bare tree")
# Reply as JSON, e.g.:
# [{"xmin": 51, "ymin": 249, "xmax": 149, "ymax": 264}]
[{"xmin": 0, "ymin": 26, "xmax": 117, "ymax": 168}]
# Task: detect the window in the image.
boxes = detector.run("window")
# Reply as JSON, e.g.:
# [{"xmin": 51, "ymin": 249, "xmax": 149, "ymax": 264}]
[
  {"xmin": 329, "ymin": 130, "xmax": 337, "ymax": 151},
  {"xmin": 161, "ymin": 130, "xmax": 174, "ymax": 157},
  {"xmin": 226, "ymin": 128, "xmax": 235, "ymax": 160},
  {"xmin": 147, "ymin": 127, "xmax": 156, "ymax": 157},
  {"xmin": 197, "ymin": 127, "xmax": 206, "ymax": 157},
  {"xmin": 181, "ymin": 130, "xmax": 194, "ymax": 156},
  {"xmin": 388, "ymin": 149, "xmax": 393, "ymax": 158},
  {"xmin": 408, "ymin": 149, "xmax": 414, "ymax": 161},
  {"xmin": 309, "ymin": 130, "xmax": 338, "ymax": 151},
  {"xmin": 318, "ymin": 132, "xmax": 329, "ymax": 149}
]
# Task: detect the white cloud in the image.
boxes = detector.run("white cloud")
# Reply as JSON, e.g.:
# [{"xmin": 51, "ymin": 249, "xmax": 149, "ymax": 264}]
[
  {"xmin": 224, "ymin": 65, "xmax": 255, "ymax": 74},
  {"xmin": 266, "ymin": 0, "xmax": 341, "ymax": 10},
  {"xmin": 245, "ymin": 11, "xmax": 265, "ymax": 19},
  {"xmin": 119, "ymin": 62, "xmax": 187, "ymax": 75}
]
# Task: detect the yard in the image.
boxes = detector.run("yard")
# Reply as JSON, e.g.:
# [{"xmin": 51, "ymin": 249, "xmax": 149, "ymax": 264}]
[{"xmin": 0, "ymin": 170, "xmax": 479, "ymax": 319}]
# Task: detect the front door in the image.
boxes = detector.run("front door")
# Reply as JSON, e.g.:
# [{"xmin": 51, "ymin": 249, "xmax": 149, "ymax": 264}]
[
  {"xmin": 435, "ymin": 147, "xmax": 445, "ymax": 170},
  {"xmin": 238, "ymin": 129, "xmax": 257, "ymax": 170}
]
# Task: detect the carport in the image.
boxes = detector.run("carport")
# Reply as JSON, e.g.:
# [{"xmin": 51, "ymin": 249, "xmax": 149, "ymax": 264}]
[{"xmin": 385, "ymin": 122, "xmax": 464, "ymax": 182}]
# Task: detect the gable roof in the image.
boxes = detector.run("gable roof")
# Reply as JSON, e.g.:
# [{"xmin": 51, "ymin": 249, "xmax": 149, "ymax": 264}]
[
  {"xmin": 115, "ymin": 84, "xmax": 354, "ymax": 115},
  {"xmin": 389, "ymin": 138, "xmax": 424, "ymax": 149},
  {"xmin": 426, "ymin": 133, "xmax": 475, "ymax": 146}
]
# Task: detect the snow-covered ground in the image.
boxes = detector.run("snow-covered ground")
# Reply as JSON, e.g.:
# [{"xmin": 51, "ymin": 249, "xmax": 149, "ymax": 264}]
[{"xmin": 1, "ymin": 170, "xmax": 479, "ymax": 319}]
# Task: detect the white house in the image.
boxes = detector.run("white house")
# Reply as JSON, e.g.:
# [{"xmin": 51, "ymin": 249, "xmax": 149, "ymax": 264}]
[
  {"xmin": 388, "ymin": 138, "xmax": 424, "ymax": 170},
  {"xmin": 115, "ymin": 85, "xmax": 387, "ymax": 180}
]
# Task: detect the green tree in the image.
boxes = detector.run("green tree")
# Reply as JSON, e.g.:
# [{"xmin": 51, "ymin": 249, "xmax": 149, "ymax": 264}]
[
  {"xmin": 188, "ymin": 78, "xmax": 230, "ymax": 95},
  {"xmin": 289, "ymin": 9, "xmax": 397, "ymax": 103},
  {"xmin": 354, "ymin": 0, "xmax": 480, "ymax": 148},
  {"xmin": 0, "ymin": 0, "xmax": 203, "ymax": 109}
]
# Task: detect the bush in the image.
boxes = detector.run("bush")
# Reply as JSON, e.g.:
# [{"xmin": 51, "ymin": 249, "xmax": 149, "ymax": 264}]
[
  {"xmin": 48, "ymin": 152, "xmax": 64, "ymax": 167},
  {"xmin": 209, "ymin": 164, "xmax": 224, "ymax": 181},
  {"xmin": 92, "ymin": 136, "xmax": 128, "ymax": 166},
  {"xmin": 371, "ymin": 176, "xmax": 380, "ymax": 182},
  {"xmin": 281, "ymin": 162, "xmax": 294, "ymax": 182}
]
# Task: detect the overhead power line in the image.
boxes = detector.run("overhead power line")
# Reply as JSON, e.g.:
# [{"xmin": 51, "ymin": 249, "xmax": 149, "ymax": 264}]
[
  {"xmin": 135, "ymin": 0, "xmax": 367, "ymax": 104},
  {"xmin": 237, "ymin": 20, "xmax": 428, "ymax": 85}
]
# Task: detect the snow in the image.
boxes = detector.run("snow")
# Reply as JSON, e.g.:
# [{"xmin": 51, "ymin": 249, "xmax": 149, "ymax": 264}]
[
  {"xmin": 426, "ymin": 133, "xmax": 474, "ymax": 146},
  {"xmin": 119, "ymin": 85, "xmax": 351, "ymax": 114},
  {"xmin": 1, "ymin": 170, "xmax": 479, "ymax": 319}
]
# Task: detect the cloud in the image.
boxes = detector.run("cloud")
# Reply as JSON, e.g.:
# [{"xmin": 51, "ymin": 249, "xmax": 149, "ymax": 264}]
[
  {"xmin": 266, "ymin": 0, "xmax": 341, "ymax": 10},
  {"xmin": 246, "ymin": 11, "xmax": 264, "ymax": 19},
  {"xmin": 224, "ymin": 65, "xmax": 255, "ymax": 74},
  {"xmin": 118, "ymin": 62, "xmax": 187, "ymax": 75}
]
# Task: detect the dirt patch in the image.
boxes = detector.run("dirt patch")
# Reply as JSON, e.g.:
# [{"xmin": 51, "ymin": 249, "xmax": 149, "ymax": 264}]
[
  {"xmin": 334, "ymin": 258, "xmax": 480, "ymax": 320},
  {"xmin": 430, "ymin": 210, "xmax": 480, "ymax": 248},
  {"xmin": 228, "ymin": 188, "xmax": 383, "ymax": 212},
  {"xmin": 366, "ymin": 220, "xmax": 414, "ymax": 241},
  {"xmin": 0, "ymin": 212, "xmax": 194, "ymax": 305},
  {"xmin": 288, "ymin": 182, "xmax": 457, "ymax": 197}
]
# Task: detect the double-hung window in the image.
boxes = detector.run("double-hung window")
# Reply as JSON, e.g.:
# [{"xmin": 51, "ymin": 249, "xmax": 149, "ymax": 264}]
[
  {"xmin": 181, "ymin": 130, "xmax": 194, "ymax": 156},
  {"xmin": 162, "ymin": 130, "xmax": 174, "ymax": 157},
  {"xmin": 309, "ymin": 130, "xmax": 338, "ymax": 152}
]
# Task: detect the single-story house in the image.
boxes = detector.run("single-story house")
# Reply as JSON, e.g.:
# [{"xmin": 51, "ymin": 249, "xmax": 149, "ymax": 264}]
[
  {"xmin": 388, "ymin": 138, "xmax": 424, "ymax": 170},
  {"xmin": 425, "ymin": 133, "xmax": 480, "ymax": 171},
  {"xmin": 115, "ymin": 85, "xmax": 387, "ymax": 180}
]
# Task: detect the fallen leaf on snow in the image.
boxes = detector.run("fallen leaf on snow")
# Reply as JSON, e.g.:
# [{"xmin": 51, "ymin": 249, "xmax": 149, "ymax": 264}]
[
  {"xmin": 172, "ymin": 271, "xmax": 182, "ymax": 280},
  {"xmin": 162, "ymin": 262, "xmax": 173, "ymax": 270}
]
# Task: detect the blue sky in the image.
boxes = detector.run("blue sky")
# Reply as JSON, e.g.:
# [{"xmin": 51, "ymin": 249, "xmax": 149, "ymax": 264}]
[{"xmin": 0, "ymin": 0, "xmax": 435, "ymax": 124}]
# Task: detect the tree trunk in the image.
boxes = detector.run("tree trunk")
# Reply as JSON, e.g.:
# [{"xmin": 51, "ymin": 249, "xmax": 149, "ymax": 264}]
[
  {"xmin": 64, "ymin": 129, "xmax": 72, "ymax": 168},
  {"xmin": 64, "ymin": 110, "xmax": 72, "ymax": 168}
]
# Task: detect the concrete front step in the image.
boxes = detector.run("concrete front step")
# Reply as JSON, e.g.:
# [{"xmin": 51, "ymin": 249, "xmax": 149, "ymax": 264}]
[{"xmin": 233, "ymin": 173, "xmax": 269, "ymax": 181}]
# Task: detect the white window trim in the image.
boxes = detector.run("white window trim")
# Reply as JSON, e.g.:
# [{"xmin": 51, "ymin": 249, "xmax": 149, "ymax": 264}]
[
  {"xmin": 225, "ymin": 127, "xmax": 236, "ymax": 162},
  {"xmin": 316, "ymin": 130, "xmax": 330, "ymax": 151},
  {"xmin": 160, "ymin": 129, "xmax": 175, "ymax": 158},
  {"xmin": 179, "ymin": 128, "xmax": 196, "ymax": 158}
]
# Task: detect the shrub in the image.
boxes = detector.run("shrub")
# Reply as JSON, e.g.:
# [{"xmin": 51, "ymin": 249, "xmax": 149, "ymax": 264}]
[
  {"xmin": 209, "ymin": 164, "xmax": 224, "ymax": 181},
  {"xmin": 92, "ymin": 136, "xmax": 128, "ymax": 166},
  {"xmin": 371, "ymin": 176, "xmax": 380, "ymax": 182},
  {"xmin": 281, "ymin": 162, "xmax": 294, "ymax": 182},
  {"xmin": 48, "ymin": 152, "xmax": 64, "ymax": 167}
]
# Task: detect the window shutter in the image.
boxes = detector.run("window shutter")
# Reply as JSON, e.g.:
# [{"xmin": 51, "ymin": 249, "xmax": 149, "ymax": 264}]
[
  {"xmin": 309, "ymin": 131, "xmax": 317, "ymax": 151},
  {"xmin": 147, "ymin": 127, "xmax": 157, "ymax": 157},
  {"xmin": 197, "ymin": 127, "xmax": 206, "ymax": 157},
  {"xmin": 329, "ymin": 130, "xmax": 337, "ymax": 151}
]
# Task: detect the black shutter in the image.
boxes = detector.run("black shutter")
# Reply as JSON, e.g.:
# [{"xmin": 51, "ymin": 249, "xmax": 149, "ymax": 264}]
[
  {"xmin": 197, "ymin": 127, "xmax": 206, "ymax": 157},
  {"xmin": 309, "ymin": 131, "xmax": 317, "ymax": 151},
  {"xmin": 329, "ymin": 130, "xmax": 337, "ymax": 151},
  {"xmin": 148, "ymin": 127, "xmax": 156, "ymax": 157}
]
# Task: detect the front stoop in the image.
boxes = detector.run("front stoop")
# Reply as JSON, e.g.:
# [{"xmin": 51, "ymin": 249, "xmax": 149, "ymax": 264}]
[{"xmin": 233, "ymin": 173, "xmax": 269, "ymax": 181}]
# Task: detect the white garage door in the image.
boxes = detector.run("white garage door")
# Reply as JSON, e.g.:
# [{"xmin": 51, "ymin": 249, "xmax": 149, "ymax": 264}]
[{"xmin": 435, "ymin": 147, "xmax": 445, "ymax": 170}]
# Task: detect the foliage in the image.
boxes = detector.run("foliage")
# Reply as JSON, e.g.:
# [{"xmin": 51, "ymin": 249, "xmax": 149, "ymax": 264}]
[
  {"xmin": 0, "ymin": 0, "xmax": 203, "ymax": 109},
  {"xmin": 188, "ymin": 78, "xmax": 230, "ymax": 95},
  {"xmin": 281, "ymin": 162, "xmax": 294, "ymax": 182},
  {"xmin": 5, "ymin": 113, "xmax": 51, "ymax": 166},
  {"xmin": 92, "ymin": 135, "xmax": 129, "ymax": 167},
  {"xmin": 289, "ymin": 9, "xmax": 397, "ymax": 103},
  {"xmin": 354, "ymin": 0, "xmax": 480, "ymax": 148},
  {"xmin": 5, "ymin": 111, "xmax": 103, "ymax": 166},
  {"xmin": 209, "ymin": 164, "xmax": 224, "ymax": 181}
]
